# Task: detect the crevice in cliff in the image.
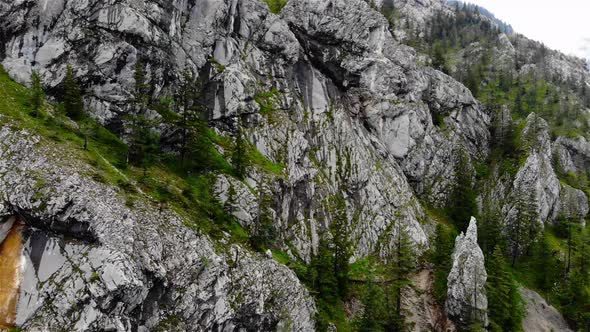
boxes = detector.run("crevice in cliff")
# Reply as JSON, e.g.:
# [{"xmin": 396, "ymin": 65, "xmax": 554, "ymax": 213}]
[
  {"xmin": 288, "ymin": 24, "xmax": 361, "ymax": 92},
  {"xmin": 10, "ymin": 206, "xmax": 97, "ymax": 245}
]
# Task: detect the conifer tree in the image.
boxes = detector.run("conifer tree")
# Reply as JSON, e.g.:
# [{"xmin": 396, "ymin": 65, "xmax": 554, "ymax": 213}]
[
  {"xmin": 508, "ymin": 183, "xmax": 539, "ymax": 265},
  {"xmin": 432, "ymin": 43, "xmax": 449, "ymax": 74},
  {"xmin": 64, "ymin": 65, "xmax": 84, "ymax": 120},
  {"xmin": 486, "ymin": 247, "xmax": 523, "ymax": 331},
  {"xmin": 564, "ymin": 220, "xmax": 582, "ymax": 276},
  {"xmin": 233, "ymin": 118, "xmax": 247, "ymax": 179},
  {"xmin": 523, "ymin": 187, "xmax": 541, "ymax": 256},
  {"xmin": 449, "ymin": 147, "xmax": 477, "ymax": 232},
  {"xmin": 359, "ymin": 280, "xmax": 387, "ymax": 332},
  {"xmin": 30, "ymin": 70, "xmax": 44, "ymax": 117},
  {"xmin": 251, "ymin": 176, "xmax": 275, "ymax": 250},
  {"xmin": 176, "ymin": 69, "xmax": 203, "ymax": 164},
  {"xmin": 331, "ymin": 193, "xmax": 351, "ymax": 299},
  {"xmin": 532, "ymin": 232, "xmax": 560, "ymax": 296},
  {"xmin": 164, "ymin": 69, "xmax": 218, "ymax": 173},
  {"xmin": 578, "ymin": 227, "xmax": 590, "ymax": 281},
  {"xmin": 133, "ymin": 60, "xmax": 149, "ymax": 113},
  {"xmin": 129, "ymin": 113, "xmax": 160, "ymax": 171},
  {"xmin": 432, "ymin": 224, "xmax": 454, "ymax": 302},
  {"xmin": 507, "ymin": 202, "xmax": 525, "ymax": 267},
  {"xmin": 385, "ymin": 220, "xmax": 415, "ymax": 331},
  {"xmin": 514, "ymin": 78, "xmax": 525, "ymax": 116},
  {"xmin": 309, "ymin": 236, "xmax": 339, "ymax": 331},
  {"xmin": 478, "ymin": 199, "xmax": 505, "ymax": 256},
  {"xmin": 128, "ymin": 60, "xmax": 160, "ymax": 169}
]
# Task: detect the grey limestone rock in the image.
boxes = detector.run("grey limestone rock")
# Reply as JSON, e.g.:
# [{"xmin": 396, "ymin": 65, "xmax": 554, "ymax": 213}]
[
  {"xmin": 445, "ymin": 217, "xmax": 488, "ymax": 328},
  {"xmin": 0, "ymin": 125, "xmax": 316, "ymax": 331}
]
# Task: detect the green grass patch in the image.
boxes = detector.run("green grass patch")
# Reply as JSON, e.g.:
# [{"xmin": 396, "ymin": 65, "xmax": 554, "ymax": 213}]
[
  {"xmin": 263, "ymin": 0, "xmax": 288, "ymax": 14},
  {"xmin": 254, "ymin": 87, "xmax": 281, "ymax": 127},
  {"xmin": 246, "ymin": 145, "xmax": 285, "ymax": 176}
]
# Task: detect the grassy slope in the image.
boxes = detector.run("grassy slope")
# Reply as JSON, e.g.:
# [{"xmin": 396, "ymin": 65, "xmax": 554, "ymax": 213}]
[{"xmin": 0, "ymin": 66, "xmax": 251, "ymax": 244}]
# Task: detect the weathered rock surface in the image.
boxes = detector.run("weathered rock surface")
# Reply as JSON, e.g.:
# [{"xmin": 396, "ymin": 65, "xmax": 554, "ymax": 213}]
[
  {"xmin": 554, "ymin": 136, "xmax": 590, "ymax": 175},
  {"xmin": 403, "ymin": 269, "xmax": 456, "ymax": 332},
  {"xmin": 498, "ymin": 113, "xmax": 589, "ymax": 225},
  {"xmin": 0, "ymin": 216, "xmax": 14, "ymax": 245},
  {"xmin": 446, "ymin": 217, "xmax": 487, "ymax": 328},
  {"xmin": 521, "ymin": 288, "xmax": 573, "ymax": 332},
  {"xmin": 0, "ymin": 0, "xmax": 496, "ymax": 264},
  {"xmin": 0, "ymin": 125, "xmax": 316, "ymax": 331},
  {"xmin": 1, "ymin": 0, "xmax": 588, "ymax": 329}
]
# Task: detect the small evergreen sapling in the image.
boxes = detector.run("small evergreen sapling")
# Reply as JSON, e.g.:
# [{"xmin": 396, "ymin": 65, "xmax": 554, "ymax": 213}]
[{"xmin": 64, "ymin": 65, "xmax": 84, "ymax": 120}]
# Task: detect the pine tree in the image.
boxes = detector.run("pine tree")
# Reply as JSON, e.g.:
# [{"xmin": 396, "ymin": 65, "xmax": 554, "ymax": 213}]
[
  {"xmin": 385, "ymin": 220, "xmax": 415, "ymax": 331},
  {"xmin": 523, "ymin": 187, "xmax": 541, "ymax": 256},
  {"xmin": 432, "ymin": 224, "xmax": 454, "ymax": 303},
  {"xmin": 381, "ymin": 0, "xmax": 396, "ymax": 30},
  {"xmin": 508, "ymin": 183, "xmax": 539, "ymax": 265},
  {"xmin": 233, "ymin": 120, "xmax": 247, "ymax": 179},
  {"xmin": 251, "ymin": 176, "xmax": 275, "ymax": 250},
  {"xmin": 165, "ymin": 69, "xmax": 218, "ymax": 173},
  {"xmin": 432, "ymin": 43, "xmax": 449, "ymax": 74},
  {"xmin": 128, "ymin": 60, "xmax": 159, "ymax": 169},
  {"xmin": 478, "ymin": 199, "xmax": 505, "ymax": 256},
  {"xmin": 532, "ymin": 232, "xmax": 560, "ymax": 296},
  {"xmin": 64, "ymin": 65, "xmax": 84, "ymax": 120},
  {"xmin": 358, "ymin": 280, "xmax": 387, "ymax": 332},
  {"xmin": 578, "ymin": 227, "xmax": 590, "ymax": 281},
  {"xmin": 564, "ymin": 220, "xmax": 582, "ymax": 276},
  {"xmin": 331, "ymin": 193, "xmax": 351, "ymax": 299},
  {"xmin": 176, "ymin": 69, "xmax": 204, "ymax": 164},
  {"xmin": 309, "ymin": 236, "xmax": 339, "ymax": 331},
  {"xmin": 133, "ymin": 60, "xmax": 149, "ymax": 112},
  {"xmin": 30, "ymin": 70, "xmax": 44, "ymax": 117},
  {"xmin": 129, "ymin": 113, "xmax": 161, "ymax": 171},
  {"xmin": 486, "ymin": 247, "xmax": 523, "ymax": 331},
  {"xmin": 514, "ymin": 78, "xmax": 525, "ymax": 116},
  {"xmin": 507, "ymin": 204, "xmax": 524, "ymax": 267},
  {"xmin": 449, "ymin": 147, "xmax": 477, "ymax": 232},
  {"xmin": 224, "ymin": 182, "xmax": 237, "ymax": 214}
]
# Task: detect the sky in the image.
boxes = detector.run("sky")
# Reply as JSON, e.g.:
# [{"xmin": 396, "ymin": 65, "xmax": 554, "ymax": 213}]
[{"xmin": 465, "ymin": 0, "xmax": 590, "ymax": 63}]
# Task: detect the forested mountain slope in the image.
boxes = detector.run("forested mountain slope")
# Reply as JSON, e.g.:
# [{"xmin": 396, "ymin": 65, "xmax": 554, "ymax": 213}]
[{"xmin": 0, "ymin": 0, "xmax": 588, "ymax": 331}]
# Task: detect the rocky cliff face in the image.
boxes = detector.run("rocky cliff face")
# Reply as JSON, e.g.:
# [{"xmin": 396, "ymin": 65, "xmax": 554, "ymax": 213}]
[
  {"xmin": 0, "ymin": 0, "xmax": 491, "ymax": 263},
  {"xmin": 446, "ymin": 217, "xmax": 488, "ymax": 328},
  {"xmin": 403, "ymin": 269, "xmax": 456, "ymax": 332},
  {"xmin": 0, "ymin": 125, "xmax": 315, "ymax": 331},
  {"xmin": 520, "ymin": 288, "xmax": 573, "ymax": 332},
  {"xmin": 1, "ymin": 0, "xmax": 590, "ymax": 330},
  {"xmin": 489, "ymin": 113, "xmax": 589, "ymax": 229},
  {"xmin": 0, "ymin": 0, "xmax": 493, "ymax": 328}
]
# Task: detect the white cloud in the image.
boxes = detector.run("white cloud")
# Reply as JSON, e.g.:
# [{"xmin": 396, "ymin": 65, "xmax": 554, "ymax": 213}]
[{"xmin": 464, "ymin": 0, "xmax": 590, "ymax": 62}]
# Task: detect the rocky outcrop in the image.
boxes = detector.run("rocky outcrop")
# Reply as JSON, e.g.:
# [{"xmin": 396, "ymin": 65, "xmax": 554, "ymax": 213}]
[
  {"xmin": 0, "ymin": 0, "xmax": 495, "ymax": 263},
  {"xmin": 521, "ymin": 288, "xmax": 573, "ymax": 332},
  {"xmin": 445, "ymin": 217, "xmax": 488, "ymax": 328},
  {"xmin": 0, "ymin": 0, "xmax": 589, "ymax": 329},
  {"xmin": 510, "ymin": 114, "xmax": 561, "ymax": 223},
  {"xmin": 0, "ymin": 216, "xmax": 14, "ymax": 245},
  {"xmin": 554, "ymin": 136, "xmax": 590, "ymax": 175},
  {"xmin": 492, "ymin": 113, "xmax": 589, "ymax": 228},
  {"xmin": 0, "ymin": 125, "xmax": 316, "ymax": 331}
]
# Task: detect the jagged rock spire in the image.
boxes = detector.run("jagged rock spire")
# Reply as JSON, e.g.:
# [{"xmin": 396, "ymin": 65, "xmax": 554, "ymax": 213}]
[{"xmin": 445, "ymin": 216, "xmax": 488, "ymax": 328}]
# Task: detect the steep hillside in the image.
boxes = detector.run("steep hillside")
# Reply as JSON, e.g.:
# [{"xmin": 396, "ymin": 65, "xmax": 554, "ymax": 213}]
[
  {"xmin": 0, "ymin": 65, "xmax": 315, "ymax": 331},
  {"xmin": 0, "ymin": 0, "xmax": 589, "ymax": 331}
]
